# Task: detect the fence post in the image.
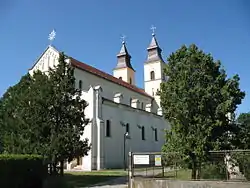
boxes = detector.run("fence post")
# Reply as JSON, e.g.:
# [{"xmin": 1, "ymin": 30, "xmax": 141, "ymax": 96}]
[{"xmin": 128, "ymin": 151, "xmax": 133, "ymax": 188}]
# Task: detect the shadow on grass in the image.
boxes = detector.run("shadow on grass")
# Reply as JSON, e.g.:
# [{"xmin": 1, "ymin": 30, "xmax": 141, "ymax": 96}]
[
  {"xmin": 44, "ymin": 174, "xmax": 126, "ymax": 188},
  {"xmin": 64, "ymin": 173, "xmax": 126, "ymax": 187}
]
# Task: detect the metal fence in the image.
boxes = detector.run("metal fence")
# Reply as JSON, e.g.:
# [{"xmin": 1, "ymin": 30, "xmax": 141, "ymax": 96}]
[
  {"xmin": 129, "ymin": 150, "xmax": 250, "ymax": 181},
  {"xmin": 130, "ymin": 152, "xmax": 164, "ymax": 178}
]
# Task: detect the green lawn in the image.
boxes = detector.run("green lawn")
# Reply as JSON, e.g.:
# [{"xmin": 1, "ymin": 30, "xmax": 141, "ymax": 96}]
[
  {"xmin": 133, "ymin": 166, "xmax": 163, "ymax": 172},
  {"xmin": 49, "ymin": 170, "xmax": 127, "ymax": 188},
  {"xmin": 44, "ymin": 170, "xmax": 127, "ymax": 188},
  {"xmin": 158, "ymin": 169, "xmax": 192, "ymax": 180}
]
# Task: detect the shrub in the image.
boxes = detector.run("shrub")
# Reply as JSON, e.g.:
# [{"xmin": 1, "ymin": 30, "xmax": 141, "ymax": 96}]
[
  {"xmin": 233, "ymin": 154, "xmax": 250, "ymax": 181},
  {"xmin": 0, "ymin": 154, "xmax": 47, "ymax": 188},
  {"xmin": 200, "ymin": 162, "xmax": 227, "ymax": 180}
]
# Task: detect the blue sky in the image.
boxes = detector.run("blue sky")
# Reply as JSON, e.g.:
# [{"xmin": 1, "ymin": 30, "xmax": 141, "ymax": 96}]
[{"xmin": 1, "ymin": 0, "xmax": 250, "ymax": 114}]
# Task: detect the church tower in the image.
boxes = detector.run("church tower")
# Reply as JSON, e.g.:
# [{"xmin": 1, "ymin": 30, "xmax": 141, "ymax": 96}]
[
  {"xmin": 144, "ymin": 28, "xmax": 165, "ymax": 107},
  {"xmin": 113, "ymin": 38, "xmax": 135, "ymax": 85}
]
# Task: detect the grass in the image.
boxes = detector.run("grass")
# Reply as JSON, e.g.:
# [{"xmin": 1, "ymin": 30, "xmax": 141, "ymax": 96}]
[
  {"xmin": 44, "ymin": 170, "xmax": 127, "ymax": 188},
  {"xmin": 157, "ymin": 169, "xmax": 192, "ymax": 180}
]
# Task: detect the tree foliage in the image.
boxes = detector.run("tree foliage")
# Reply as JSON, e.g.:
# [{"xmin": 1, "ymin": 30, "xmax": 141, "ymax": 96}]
[
  {"xmin": 45, "ymin": 53, "xmax": 90, "ymax": 174},
  {"xmin": 0, "ymin": 52, "xmax": 90, "ymax": 175},
  {"xmin": 235, "ymin": 112, "xmax": 250, "ymax": 149},
  {"xmin": 159, "ymin": 44, "xmax": 245, "ymax": 179}
]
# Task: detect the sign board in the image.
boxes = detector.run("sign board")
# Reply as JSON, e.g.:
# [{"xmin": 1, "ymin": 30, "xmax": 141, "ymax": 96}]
[
  {"xmin": 155, "ymin": 155, "xmax": 162, "ymax": 166},
  {"xmin": 133, "ymin": 155, "xmax": 150, "ymax": 165}
]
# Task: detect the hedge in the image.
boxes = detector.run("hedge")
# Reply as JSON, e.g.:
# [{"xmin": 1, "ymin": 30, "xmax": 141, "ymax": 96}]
[{"xmin": 0, "ymin": 154, "xmax": 47, "ymax": 188}]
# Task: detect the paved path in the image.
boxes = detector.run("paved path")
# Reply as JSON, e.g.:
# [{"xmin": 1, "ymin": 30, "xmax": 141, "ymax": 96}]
[{"xmin": 84, "ymin": 168, "xmax": 170, "ymax": 188}]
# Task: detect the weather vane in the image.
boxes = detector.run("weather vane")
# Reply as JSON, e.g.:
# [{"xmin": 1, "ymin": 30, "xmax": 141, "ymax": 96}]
[
  {"xmin": 48, "ymin": 29, "xmax": 56, "ymax": 45},
  {"xmin": 150, "ymin": 25, "xmax": 156, "ymax": 36},
  {"xmin": 121, "ymin": 34, "xmax": 126, "ymax": 44}
]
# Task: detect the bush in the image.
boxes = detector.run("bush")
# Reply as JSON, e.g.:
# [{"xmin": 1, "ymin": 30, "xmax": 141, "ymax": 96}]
[
  {"xmin": 233, "ymin": 154, "xmax": 250, "ymax": 181},
  {"xmin": 200, "ymin": 162, "xmax": 227, "ymax": 180},
  {"xmin": 0, "ymin": 154, "xmax": 47, "ymax": 188}
]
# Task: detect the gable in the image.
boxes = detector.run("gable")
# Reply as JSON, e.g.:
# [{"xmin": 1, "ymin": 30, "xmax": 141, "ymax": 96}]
[{"xmin": 29, "ymin": 45, "xmax": 60, "ymax": 75}]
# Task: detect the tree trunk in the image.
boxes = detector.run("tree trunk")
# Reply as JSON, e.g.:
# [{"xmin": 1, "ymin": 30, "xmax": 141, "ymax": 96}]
[
  {"xmin": 52, "ymin": 162, "xmax": 57, "ymax": 175},
  {"xmin": 60, "ymin": 160, "xmax": 64, "ymax": 176},
  {"xmin": 197, "ymin": 162, "xmax": 201, "ymax": 179},
  {"xmin": 191, "ymin": 161, "xmax": 197, "ymax": 179},
  {"xmin": 49, "ymin": 163, "xmax": 52, "ymax": 175},
  {"xmin": 190, "ymin": 153, "xmax": 197, "ymax": 180}
]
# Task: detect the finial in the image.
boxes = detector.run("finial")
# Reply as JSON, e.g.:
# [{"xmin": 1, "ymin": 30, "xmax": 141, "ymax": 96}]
[
  {"xmin": 121, "ymin": 34, "xmax": 126, "ymax": 44},
  {"xmin": 150, "ymin": 25, "xmax": 156, "ymax": 36},
  {"xmin": 48, "ymin": 29, "xmax": 56, "ymax": 46}
]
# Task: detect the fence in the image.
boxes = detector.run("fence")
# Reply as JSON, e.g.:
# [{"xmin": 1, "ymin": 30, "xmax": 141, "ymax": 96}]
[{"xmin": 129, "ymin": 150, "xmax": 250, "ymax": 181}]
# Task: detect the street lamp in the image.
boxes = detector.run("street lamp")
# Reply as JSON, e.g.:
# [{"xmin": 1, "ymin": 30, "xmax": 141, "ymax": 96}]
[{"xmin": 123, "ymin": 132, "xmax": 129, "ymax": 171}]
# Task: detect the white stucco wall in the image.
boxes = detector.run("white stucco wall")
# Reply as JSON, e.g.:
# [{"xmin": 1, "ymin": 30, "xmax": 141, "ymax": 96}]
[
  {"xmin": 113, "ymin": 67, "xmax": 135, "ymax": 85},
  {"xmin": 29, "ymin": 46, "xmax": 59, "ymax": 75},
  {"xmin": 74, "ymin": 68, "xmax": 157, "ymax": 112},
  {"xmin": 101, "ymin": 99, "xmax": 168, "ymax": 169},
  {"xmin": 144, "ymin": 61, "xmax": 165, "ymax": 107}
]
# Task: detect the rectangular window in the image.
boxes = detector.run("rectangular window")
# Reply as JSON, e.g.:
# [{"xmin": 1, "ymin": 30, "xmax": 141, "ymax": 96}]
[
  {"xmin": 142, "ymin": 126, "xmax": 145, "ymax": 140},
  {"xmin": 106, "ymin": 120, "xmax": 111, "ymax": 137},
  {"xmin": 154, "ymin": 129, "xmax": 158, "ymax": 141},
  {"xmin": 126, "ymin": 123, "xmax": 130, "ymax": 134}
]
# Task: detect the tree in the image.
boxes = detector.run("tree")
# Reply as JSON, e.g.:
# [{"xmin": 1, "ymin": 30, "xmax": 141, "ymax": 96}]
[
  {"xmin": 0, "ymin": 74, "xmax": 36, "ymax": 154},
  {"xmin": 235, "ymin": 112, "xmax": 250, "ymax": 149},
  {"xmin": 46, "ymin": 52, "xmax": 90, "ymax": 175},
  {"xmin": 0, "ymin": 52, "xmax": 90, "ymax": 176},
  {"xmin": 159, "ymin": 44, "xmax": 245, "ymax": 179},
  {"xmin": 0, "ymin": 72, "xmax": 53, "ymax": 154}
]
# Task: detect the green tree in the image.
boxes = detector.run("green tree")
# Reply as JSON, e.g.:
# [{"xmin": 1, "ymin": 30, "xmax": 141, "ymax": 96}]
[
  {"xmin": 0, "ymin": 72, "xmax": 53, "ymax": 154},
  {"xmin": 235, "ymin": 112, "xmax": 250, "ymax": 149},
  {"xmin": 0, "ymin": 74, "xmax": 35, "ymax": 154},
  {"xmin": 0, "ymin": 52, "xmax": 90, "ymax": 176},
  {"xmin": 229, "ymin": 113, "xmax": 250, "ymax": 180},
  {"xmin": 159, "ymin": 44, "xmax": 245, "ymax": 179},
  {"xmin": 44, "ymin": 52, "xmax": 90, "ymax": 175}
]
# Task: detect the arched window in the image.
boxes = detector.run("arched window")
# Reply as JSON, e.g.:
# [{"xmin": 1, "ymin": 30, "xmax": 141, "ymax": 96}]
[
  {"xmin": 142, "ymin": 126, "xmax": 145, "ymax": 140},
  {"xmin": 150, "ymin": 71, "xmax": 155, "ymax": 80},
  {"xmin": 79, "ymin": 80, "xmax": 82, "ymax": 90},
  {"xmin": 119, "ymin": 77, "xmax": 122, "ymax": 80},
  {"xmin": 126, "ymin": 123, "xmax": 130, "ymax": 134},
  {"xmin": 106, "ymin": 120, "xmax": 111, "ymax": 137},
  {"xmin": 129, "ymin": 77, "xmax": 132, "ymax": 84}
]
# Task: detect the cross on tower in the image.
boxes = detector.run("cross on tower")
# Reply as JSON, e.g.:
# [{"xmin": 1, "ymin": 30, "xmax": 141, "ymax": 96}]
[
  {"xmin": 150, "ymin": 25, "xmax": 156, "ymax": 36},
  {"xmin": 121, "ymin": 35, "xmax": 126, "ymax": 44}
]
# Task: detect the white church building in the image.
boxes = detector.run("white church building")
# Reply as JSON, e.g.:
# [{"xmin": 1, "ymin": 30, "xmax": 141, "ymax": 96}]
[{"xmin": 29, "ymin": 32, "xmax": 170, "ymax": 171}]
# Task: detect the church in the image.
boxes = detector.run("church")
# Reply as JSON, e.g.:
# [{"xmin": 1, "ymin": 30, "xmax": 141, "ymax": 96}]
[{"xmin": 29, "ymin": 31, "xmax": 170, "ymax": 171}]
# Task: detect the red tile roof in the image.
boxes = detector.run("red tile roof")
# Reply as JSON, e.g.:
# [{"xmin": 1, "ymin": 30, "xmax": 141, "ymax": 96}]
[{"xmin": 70, "ymin": 57, "xmax": 153, "ymax": 99}]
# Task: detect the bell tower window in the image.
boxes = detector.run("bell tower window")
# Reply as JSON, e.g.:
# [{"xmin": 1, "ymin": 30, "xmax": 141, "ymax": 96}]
[{"xmin": 150, "ymin": 71, "xmax": 155, "ymax": 80}]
